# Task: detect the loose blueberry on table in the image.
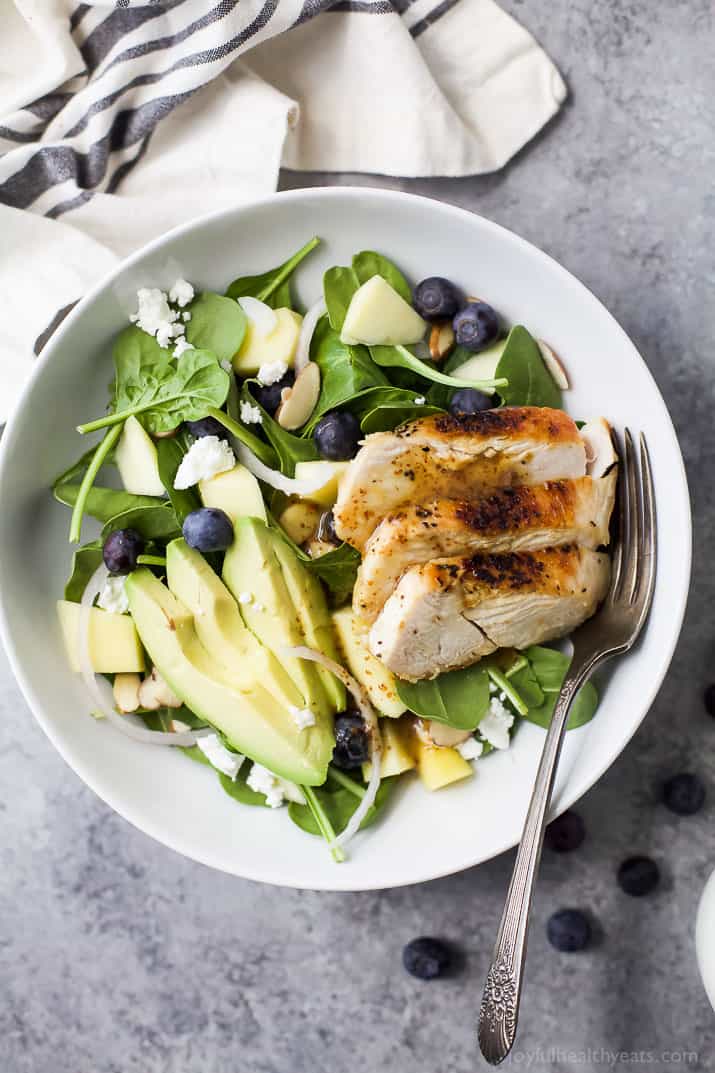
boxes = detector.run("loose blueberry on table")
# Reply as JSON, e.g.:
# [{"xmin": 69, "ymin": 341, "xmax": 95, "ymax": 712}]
[
  {"xmin": 182, "ymin": 508, "xmax": 234, "ymax": 553},
  {"xmin": 662, "ymin": 772, "xmax": 705, "ymax": 816},
  {"xmin": 313, "ymin": 411, "xmax": 362, "ymax": 461},
  {"xmin": 402, "ymin": 937, "xmax": 451, "ymax": 979},
  {"xmin": 617, "ymin": 856, "xmax": 660, "ymax": 897},
  {"xmin": 103, "ymin": 528, "xmax": 144, "ymax": 574},
  {"xmin": 547, "ymin": 909, "xmax": 591, "ymax": 952},
  {"xmin": 544, "ymin": 810, "xmax": 586, "ymax": 853}
]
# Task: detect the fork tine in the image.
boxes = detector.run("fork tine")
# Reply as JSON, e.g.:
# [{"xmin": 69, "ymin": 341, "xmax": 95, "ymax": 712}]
[
  {"xmin": 636, "ymin": 432, "xmax": 656, "ymax": 617},
  {"xmin": 620, "ymin": 429, "xmax": 641, "ymax": 603},
  {"xmin": 610, "ymin": 431, "xmax": 627, "ymax": 596}
]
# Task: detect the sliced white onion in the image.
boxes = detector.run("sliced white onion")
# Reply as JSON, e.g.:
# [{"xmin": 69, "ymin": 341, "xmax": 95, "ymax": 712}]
[
  {"xmin": 285, "ymin": 645, "xmax": 383, "ymax": 851},
  {"xmin": 235, "ymin": 441, "xmax": 330, "ymax": 497},
  {"xmin": 78, "ymin": 564, "xmax": 202, "ymax": 747},
  {"xmin": 295, "ymin": 297, "xmax": 326, "ymax": 371},
  {"xmin": 236, "ymin": 296, "xmax": 277, "ymax": 337}
]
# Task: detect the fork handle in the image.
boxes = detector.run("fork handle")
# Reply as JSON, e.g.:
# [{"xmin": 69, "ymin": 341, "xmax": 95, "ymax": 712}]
[{"xmin": 478, "ymin": 654, "xmax": 597, "ymax": 1065}]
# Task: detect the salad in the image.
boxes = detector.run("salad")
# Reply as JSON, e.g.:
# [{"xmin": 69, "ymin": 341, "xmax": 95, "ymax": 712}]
[{"xmin": 54, "ymin": 238, "xmax": 617, "ymax": 861}]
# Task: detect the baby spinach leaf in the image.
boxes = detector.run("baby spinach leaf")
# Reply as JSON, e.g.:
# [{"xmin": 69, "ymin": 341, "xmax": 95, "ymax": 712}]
[
  {"xmin": 503, "ymin": 659, "xmax": 545, "ymax": 710},
  {"xmin": 307, "ymin": 317, "xmax": 388, "ymax": 429},
  {"xmin": 53, "ymin": 445, "xmax": 115, "ymax": 489},
  {"xmin": 495, "ymin": 326, "xmax": 562, "ymax": 408},
  {"xmin": 226, "ymin": 236, "xmax": 320, "ymax": 309},
  {"xmin": 240, "ymin": 383, "xmax": 319, "ymax": 476},
  {"xmin": 156, "ymin": 436, "xmax": 200, "ymax": 523},
  {"xmin": 288, "ymin": 775, "xmax": 397, "ymax": 837},
  {"xmin": 443, "ymin": 344, "xmax": 477, "ymax": 375},
  {"xmin": 101, "ymin": 504, "xmax": 181, "ymax": 542},
  {"xmin": 371, "ymin": 344, "xmax": 506, "ymax": 395},
  {"xmin": 359, "ymin": 401, "xmax": 442, "ymax": 434},
  {"xmin": 521, "ymin": 645, "xmax": 598, "ymax": 729},
  {"xmin": 184, "ymin": 292, "xmax": 247, "ymax": 364},
  {"xmin": 64, "ymin": 540, "xmax": 104, "ymax": 601},
  {"xmin": 396, "ymin": 664, "xmax": 491, "ymax": 730},
  {"xmin": 205, "ymin": 407, "xmax": 278, "ymax": 468},
  {"xmin": 352, "ymin": 250, "xmax": 412, "ymax": 302},
  {"xmin": 55, "ymin": 483, "xmax": 164, "ymax": 524},
  {"xmin": 304, "ymin": 544, "xmax": 361, "ymax": 606},
  {"xmin": 270, "ymin": 514, "xmax": 360, "ymax": 604},
  {"xmin": 78, "ymin": 333, "xmax": 230, "ymax": 435},
  {"xmin": 323, "ymin": 266, "xmax": 359, "ymax": 331},
  {"xmin": 218, "ymin": 768, "xmax": 269, "ymax": 807}
]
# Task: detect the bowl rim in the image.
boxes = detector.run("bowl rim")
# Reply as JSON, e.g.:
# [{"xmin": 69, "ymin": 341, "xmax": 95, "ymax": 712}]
[{"xmin": 0, "ymin": 186, "xmax": 692, "ymax": 890}]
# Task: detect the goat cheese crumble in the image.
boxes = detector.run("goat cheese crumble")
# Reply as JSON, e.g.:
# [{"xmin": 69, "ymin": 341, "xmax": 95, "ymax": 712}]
[
  {"xmin": 174, "ymin": 435, "xmax": 235, "ymax": 489},
  {"xmin": 169, "ymin": 278, "xmax": 195, "ymax": 307},
  {"xmin": 196, "ymin": 733, "xmax": 244, "ymax": 779},
  {"xmin": 257, "ymin": 360, "xmax": 288, "ymax": 386},
  {"xmin": 97, "ymin": 574, "xmax": 129, "ymax": 614},
  {"xmin": 414, "ymin": 396, "xmax": 426, "ymax": 405},
  {"xmin": 240, "ymin": 401, "xmax": 263, "ymax": 425},
  {"xmin": 478, "ymin": 697, "xmax": 514, "ymax": 750},
  {"xmin": 289, "ymin": 705, "xmax": 316, "ymax": 731},
  {"xmin": 173, "ymin": 337, "xmax": 195, "ymax": 358},
  {"xmin": 457, "ymin": 737, "xmax": 483, "ymax": 761}
]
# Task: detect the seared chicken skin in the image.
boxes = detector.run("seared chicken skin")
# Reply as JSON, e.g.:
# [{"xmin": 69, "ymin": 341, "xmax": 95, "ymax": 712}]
[
  {"xmin": 369, "ymin": 546, "xmax": 610, "ymax": 681},
  {"xmin": 334, "ymin": 407, "xmax": 588, "ymax": 550},
  {"xmin": 354, "ymin": 474, "xmax": 616, "ymax": 624}
]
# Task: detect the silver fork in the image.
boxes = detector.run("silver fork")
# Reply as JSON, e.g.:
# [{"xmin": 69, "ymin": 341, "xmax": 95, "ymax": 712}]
[{"xmin": 478, "ymin": 430, "xmax": 656, "ymax": 1065}]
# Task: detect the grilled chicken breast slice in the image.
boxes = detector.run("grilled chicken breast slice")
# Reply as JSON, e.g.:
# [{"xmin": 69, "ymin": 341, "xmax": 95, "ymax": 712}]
[
  {"xmin": 354, "ymin": 473, "xmax": 616, "ymax": 623},
  {"xmin": 333, "ymin": 407, "xmax": 588, "ymax": 549},
  {"xmin": 369, "ymin": 546, "xmax": 610, "ymax": 680}
]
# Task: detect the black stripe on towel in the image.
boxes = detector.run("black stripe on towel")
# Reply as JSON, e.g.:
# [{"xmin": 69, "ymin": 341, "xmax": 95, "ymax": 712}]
[{"xmin": 410, "ymin": 0, "xmax": 461, "ymax": 37}]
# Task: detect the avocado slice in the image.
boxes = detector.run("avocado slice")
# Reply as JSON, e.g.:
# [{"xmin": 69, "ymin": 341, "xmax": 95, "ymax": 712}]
[
  {"xmin": 125, "ymin": 569, "xmax": 333, "ymax": 785},
  {"xmin": 269, "ymin": 531, "xmax": 346, "ymax": 712},
  {"xmin": 222, "ymin": 517, "xmax": 332, "ymax": 718},
  {"xmin": 165, "ymin": 538, "xmax": 304, "ymax": 712}
]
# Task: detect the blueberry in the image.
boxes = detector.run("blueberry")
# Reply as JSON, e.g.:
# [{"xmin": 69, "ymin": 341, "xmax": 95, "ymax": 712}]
[
  {"xmin": 185, "ymin": 416, "xmax": 229, "ymax": 440},
  {"xmin": 182, "ymin": 508, "xmax": 234, "ymax": 553},
  {"xmin": 449, "ymin": 387, "xmax": 492, "ymax": 417},
  {"xmin": 662, "ymin": 773, "xmax": 705, "ymax": 815},
  {"xmin": 546, "ymin": 909, "xmax": 591, "ymax": 952},
  {"xmin": 452, "ymin": 302, "xmax": 499, "ymax": 352},
  {"xmin": 317, "ymin": 509, "xmax": 340, "ymax": 546},
  {"xmin": 617, "ymin": 856, "xmax": 660, "ymax": 897},
  {"xmin": 332, "ymin": 711, "xmax": 369, "ymax": 769},
  {"xmin": 314, "ymin": 411, "xmax": 362, "ymax": 461},
  {"xmin": 704, "ymin": 684, "xmax": 715, "ymax": 716},
  {"xmin": 413, "ymin": 277, "xmax": 461, "ymax": 322},
  {"xmin": 402, "ymin": 937, "xmax": 451, "ymax": 979},
  {"xmin": 250, "ymin": 369, "xmax": 295, "ymax": 416},
  {"xmin": 544, "ymin": 810, "xmax": 586, "ymax": 853},
  {"xmin": 102, "ymin": 528, "xmax": 144, "ymax": 575}
]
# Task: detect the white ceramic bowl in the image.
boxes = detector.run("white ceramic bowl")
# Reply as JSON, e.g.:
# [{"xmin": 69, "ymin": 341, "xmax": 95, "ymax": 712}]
[{"xmin": 0, "ymin": 188, "xmax": 690, "ymax": 890}]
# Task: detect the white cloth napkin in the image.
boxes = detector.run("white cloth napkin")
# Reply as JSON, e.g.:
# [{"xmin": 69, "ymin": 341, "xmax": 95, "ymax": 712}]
[{"xmin": 0, "ymin": 0, "xmax": 566, "ymax": 423}]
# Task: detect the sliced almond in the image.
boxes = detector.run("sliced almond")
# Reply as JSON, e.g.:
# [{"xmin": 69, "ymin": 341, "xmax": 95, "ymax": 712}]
[
  {"xmin": 138, "ymin": 668, "xmax": 183, "ymax": 710},
  {"xmin": 580, "ymin": 417, "xmax": 618, "ymax": 477},
  {"xmin": 113, "ymin": 673, "xmax": 141, "ymax": 714},
  {"xmin": 537, "ymin": 340, "xmax": 570, "ymax": 390},
  {"xmin": 466, "ymin": 295, "xmax": 484, "ymax": 304},
  {"xmin": 275, "ymin": 362, "xmax": 321, "ymax": 431},
  {"xmin": 427, "ymin": 721, "xmax": 473, "ymax": 748},
  {"xmin": 153, "ymin": 427, "xmax": 178, "ymax": 439},
  {"xmin": 429, "ymin": 322, "xmax": 455, "ymax": 363}
]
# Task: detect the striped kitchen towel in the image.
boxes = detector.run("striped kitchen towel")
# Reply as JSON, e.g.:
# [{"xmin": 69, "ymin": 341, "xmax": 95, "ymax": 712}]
[{"xmin": 0, "ymin": 0, "xmax": 566, "ymax": 421}]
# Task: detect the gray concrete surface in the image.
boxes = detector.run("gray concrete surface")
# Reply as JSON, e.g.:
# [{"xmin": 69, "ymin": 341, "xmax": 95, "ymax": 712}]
[{"xmin": 2, "ymin": 1, "xmax": 714, "ymax": 1069}]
